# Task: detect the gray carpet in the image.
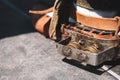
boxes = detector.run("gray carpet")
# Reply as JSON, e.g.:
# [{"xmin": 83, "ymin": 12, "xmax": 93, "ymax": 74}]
[
  {"xmin": 0, "ymin": 0, "xmax": 119, "ymax": 79},
  {"xmin": 0, "ymin": 32, "xmax": 117, "ymax": 80}
]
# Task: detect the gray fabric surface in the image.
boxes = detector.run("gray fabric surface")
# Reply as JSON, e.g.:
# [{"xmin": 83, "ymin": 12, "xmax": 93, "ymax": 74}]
[
  {"xmin": 0, "ymin": 32, "xmax": 118, "ymax": 80},
  {"xmin": 0, "ymin": 0, "xmax": 119, "ymax": 80}
]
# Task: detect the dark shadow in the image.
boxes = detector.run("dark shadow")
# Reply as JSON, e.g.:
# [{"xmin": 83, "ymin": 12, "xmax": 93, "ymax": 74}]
[
  {"xmin": 63, "ymin": 58, "xmax": 105, "ymax": 75},
  {"xmin": 0, "ymin": 0, "xmax": 55, "ymax": 39},
  {"xmin": 87, "ymin": 0, "xmax": 120, "ymax": 11},
  {"xmin": 102, "ymin": 58, "xmax": 120, "ymax": 67},
  {"xmin": 63, "ymin": 57, "xmax": 120, "ymax": 75}
]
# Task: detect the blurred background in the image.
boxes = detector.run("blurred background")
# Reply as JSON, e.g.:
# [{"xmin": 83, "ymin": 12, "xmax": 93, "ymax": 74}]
[{"xmin": 0, "ymin": 0, "xmax": 55, "ymax": 39}]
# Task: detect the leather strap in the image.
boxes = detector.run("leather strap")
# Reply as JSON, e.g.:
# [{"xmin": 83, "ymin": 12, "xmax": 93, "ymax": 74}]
[
  {"xmin": 70, "ymin": 4, "xmax": 120, "ymax": 39},
  {"xmin": 29, "ymin": 7, "xmax": 53, "ymax": 15},
  {"xmin": 35, "ymin": 15, "xmax": 51, "ymax": 36},
  {"xmin": 76, "ymin": 12, "xmax": 120, "ymax": 32},
  {"xmin": 29, "ymin": 4, "xmax": 120, "ymax": 40}
]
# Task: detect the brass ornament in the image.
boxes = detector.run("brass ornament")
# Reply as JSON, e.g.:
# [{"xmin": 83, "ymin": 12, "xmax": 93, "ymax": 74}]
[
  {"xmin": 67, "ymin": 41, "xmax": 81, "ymax": 49},
  {"xmin": 84, "ymin": 43, "xmax": 101, "ymax": 53}
]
